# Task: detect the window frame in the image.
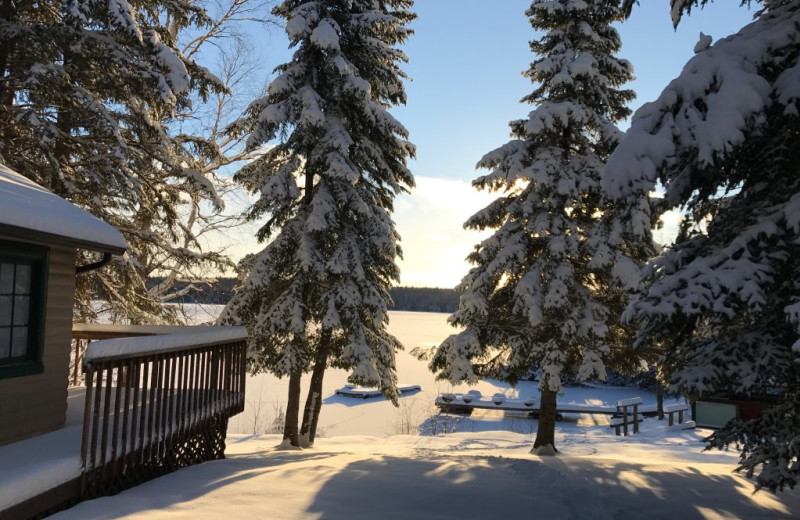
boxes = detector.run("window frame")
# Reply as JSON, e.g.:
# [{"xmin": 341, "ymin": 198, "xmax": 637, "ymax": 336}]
[{"xmin": 0, "ymin": 239, "xmax": 49, "ymax": 379}]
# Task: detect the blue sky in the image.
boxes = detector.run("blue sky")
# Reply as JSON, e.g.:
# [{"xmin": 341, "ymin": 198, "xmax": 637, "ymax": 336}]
[
  {"xmin": 225, "ymin": 1, "xmax": 757, "ymax": 288},
  {"xmin": 393, "ymin": 1, "xmax": 754, "ymax": 182}
]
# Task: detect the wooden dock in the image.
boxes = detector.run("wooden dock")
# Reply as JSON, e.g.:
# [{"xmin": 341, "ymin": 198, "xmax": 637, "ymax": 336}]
[
  {"xmin": 434, "ymin": 395, "xmax": 656, "ymax": 416},
  {"xmin": 435, "ymin": 394, "xmax": 692, "ymax": 436},
  {"xmin": 335, "ymin": 384, "xmax": 421, "ymax": 399}
]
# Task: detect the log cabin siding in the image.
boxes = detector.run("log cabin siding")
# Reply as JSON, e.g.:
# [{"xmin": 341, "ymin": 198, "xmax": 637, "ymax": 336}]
[{"xmin": 0, "ymin": 245, "xmax": 76, "ymax": 445}]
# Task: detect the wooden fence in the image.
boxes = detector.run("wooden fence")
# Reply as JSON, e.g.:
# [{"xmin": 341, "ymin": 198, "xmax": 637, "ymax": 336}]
[{"xmin": 79, "ymin": 337, "xmax": 246, "ymax": 498}]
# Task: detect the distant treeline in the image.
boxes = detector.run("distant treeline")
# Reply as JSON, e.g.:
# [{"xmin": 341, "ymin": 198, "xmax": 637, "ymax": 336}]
[
  {"xmin": 388, "ymin": 286, "xmax": 460, "ymax": 313},
  {"xmin": 150, "ymin": 278, "xmax": 460, "ymax": 313}
]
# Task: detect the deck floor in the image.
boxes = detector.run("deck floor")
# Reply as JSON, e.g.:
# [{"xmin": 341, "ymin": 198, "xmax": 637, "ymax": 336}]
[{"xmin": 0, "ymin": 388, "xmax": 85, "ymax": 511}]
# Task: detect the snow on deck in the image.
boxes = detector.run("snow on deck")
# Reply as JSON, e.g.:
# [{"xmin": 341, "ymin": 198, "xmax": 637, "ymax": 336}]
[
  {"xmin": 84, "ymin": 326, "xmax": 248, "ymax": 362},
  {"xmin": 0, "ymin": 388, "xmax": 85, "ymax": 510},
  {"xmin": 0, "ymin": 164, "xmax": 126, "ymax": 252}
]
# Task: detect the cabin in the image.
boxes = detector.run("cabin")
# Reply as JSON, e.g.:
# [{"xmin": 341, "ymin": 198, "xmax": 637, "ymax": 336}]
[
  {"xmin": 0, "ymin": 165, "xmax": 247, "ymax": 519},
  {"xmin": 693, "ymin": 393, "xmax": 774, "ymax": 429},
  {"xmin": 0, "ymin": 164, "xmax": 128, "ymax": 445}
]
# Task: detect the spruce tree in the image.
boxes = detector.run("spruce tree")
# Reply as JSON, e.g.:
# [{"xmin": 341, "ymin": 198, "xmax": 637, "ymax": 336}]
[
  {"xmin": 221, "ymin": 0, "xmax": 415, "ymax": 447},
  {"xmin": 605, "ymin": 0, "xmax": 800, "ymax": 491},
  {"xmin": 0, "ymin": 0, "xmax": 226, "ymax": 323},
  {"xmin": 429, "ymin": 0, "xmax": 640, "ymax": 454}
]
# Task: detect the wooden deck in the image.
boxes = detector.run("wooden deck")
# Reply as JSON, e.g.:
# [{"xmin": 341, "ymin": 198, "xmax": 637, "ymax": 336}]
[
  {"xmin": 0, "ymin": 389, "xmax": 84, "ymax": 520},
  {"xmin": 1, "ymin": 326, "xmax": 248, "ymax": 520}
]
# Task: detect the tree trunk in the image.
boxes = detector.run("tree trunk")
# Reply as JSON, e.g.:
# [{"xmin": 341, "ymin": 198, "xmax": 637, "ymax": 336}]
[
  {"xmin": 0, "ymin": 0, "xmax": 18, "ymax": 108},
  {"xmin": 532, "ymin": 388, "xmax": 558, "ymax": 455},
  {"xmin": 284, "ymin": 166, "xmax": 316, "ymax": 449},
  {"xmin": 282, "ymin": 371, "xmax": 302, "ymax": 448},
  {"xmin": 52, "ymin": 44, "xmax": 75, "ymax": 197},
  {"xmin": 299, "ymin": 336, "xmax": 330, "ymax": 448},
  {"xmin": 656, "ymin": 382, "xmax": 665, "ymax": 420}
]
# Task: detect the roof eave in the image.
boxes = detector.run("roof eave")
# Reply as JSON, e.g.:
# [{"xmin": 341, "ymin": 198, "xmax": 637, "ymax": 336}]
[{"xmin": 0, "ymin": 223, "xmax": 127, "ymax": 256}]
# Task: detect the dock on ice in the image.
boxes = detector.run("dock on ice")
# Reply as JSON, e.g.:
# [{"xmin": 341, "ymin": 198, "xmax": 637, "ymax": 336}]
[
  {"xmin": 434, "ymin": 393, "xmax": 653, "ymax": 416},
  {"xmin": 335, "ymin": 384, "xmax": 422, "ymax": 399},
  {"xmin": 434, "ymin": 393, "xmax": 693, "ymax": 436}
]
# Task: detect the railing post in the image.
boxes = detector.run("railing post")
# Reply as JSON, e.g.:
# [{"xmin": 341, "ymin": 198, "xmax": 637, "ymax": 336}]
[
  {"xmin": 238, "ymin": 342, "xmax": 246, "ymax": 413},
  {"xmin": 72, "ymin": 339, "xmax": 85, "ymax": 386},
  {"xmin": 210, "ymin": 346, "xmax": 219, "ymax": 419},
  {"xmin": 109, "ymin": 362, "xmax": 124, "ymax": 481},
  {"xmin": 136, "ymin": 359, "xmax": 150, "ymax": 467},
  {"xmin": 119, "ymin": 358, "xmax": 134, "ymax": 475},
  {"xmin": 146, "ymin": 356, "xmax": 161, "ymax": 465},
  {"xmin": 80, "ymin": 364, "xmax": 95, "ymax": 493},
  {"xmin": 622, "ymin": 405, "xmax": 629, "ymax": 436},
  {"xmin": 89, "ymin": 364, "xmax": 103, "ymax": 478},
  {"xmin": 177, "ymin": 351, "xmax": 188, "ymax": 444},
  {"xmin": 99, "ymin": 366, "xmax": 113, "ymax": 481}
]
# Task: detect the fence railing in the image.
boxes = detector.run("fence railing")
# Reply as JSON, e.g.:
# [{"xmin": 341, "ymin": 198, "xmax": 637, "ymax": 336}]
[
  {"xmin": 71, "ymin": 324, "xmax": 222, "ymax": 387},
  {"xmin": 77, "ymin": 328, "xmax": 246, "ymax": 497}
]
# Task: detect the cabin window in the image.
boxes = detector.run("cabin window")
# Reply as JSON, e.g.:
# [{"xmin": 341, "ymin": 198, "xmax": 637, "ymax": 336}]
[{"xmin": 0, "ymin": 240, "xmax": 48, "ymax": 378}]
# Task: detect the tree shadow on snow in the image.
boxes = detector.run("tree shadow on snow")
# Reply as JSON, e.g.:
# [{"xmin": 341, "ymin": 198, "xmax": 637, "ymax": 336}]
[
  {"xmin": 49, "ymin": 450, "xmax": 337, "ymax": 520},
  {"xmin": 303, "ymin": 454, "xmax": 800, "ymax": 520}
]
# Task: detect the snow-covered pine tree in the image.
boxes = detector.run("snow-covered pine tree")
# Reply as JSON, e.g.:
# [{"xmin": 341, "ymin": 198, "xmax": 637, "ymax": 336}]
[
  {"xmin": 221, "ymin": 0, "xmax": 415, "ymax": 447},
  {"xmin": 0, "ymin": 0, "xmax": 227, "ymax": 323},
  {"xmin": 604, "ymin": 0, "xmax": 800, "ymax": 491},
  {"xmin": 429, "ymin": 0, "xmax": 639, "ymax": 455}
]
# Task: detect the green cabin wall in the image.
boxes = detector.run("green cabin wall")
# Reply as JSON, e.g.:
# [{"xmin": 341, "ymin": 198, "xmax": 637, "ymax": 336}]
[{"xmin": 0, "ymin": 244, "xmax": 76, "ymax": 445}]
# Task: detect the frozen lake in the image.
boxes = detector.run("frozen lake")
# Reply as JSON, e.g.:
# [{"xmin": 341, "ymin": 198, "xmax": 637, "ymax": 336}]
[{"xmin": 224, "ymin": 310, "xmax": 673, "ymax": 438}]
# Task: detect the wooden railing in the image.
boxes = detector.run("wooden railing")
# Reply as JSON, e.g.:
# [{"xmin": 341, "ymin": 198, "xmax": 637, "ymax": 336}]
[
  {"xmin": 71, "ymin": 324, "xmax": 222, "ymax": 387},
  {"xmin": 77, "ymin": 329, "xmax": 246, "ymax": 498}
]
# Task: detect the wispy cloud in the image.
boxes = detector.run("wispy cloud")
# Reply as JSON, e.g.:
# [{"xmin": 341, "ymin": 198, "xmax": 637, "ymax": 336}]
[
  {"xmin": 210, "ymin": 176, "xmax": 494, "ymax": 289},
  {"xmin": 212, "ymin": 177, "xmax": 680, "ymax": 289},
  {"xmin": 395, "ymin": 176, "xmax": 494, "ymax": 288}
]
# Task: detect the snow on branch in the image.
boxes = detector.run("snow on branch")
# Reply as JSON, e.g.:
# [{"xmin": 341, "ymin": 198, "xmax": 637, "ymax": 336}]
[{"xmin": 604, "ymin": 6, "xmax": 799, "ymax": 205}]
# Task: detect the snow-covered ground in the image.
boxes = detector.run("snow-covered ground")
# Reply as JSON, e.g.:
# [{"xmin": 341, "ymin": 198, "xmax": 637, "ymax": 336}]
[
  {"xmin": 50, "ymin": 427, "xmax": 800, "ymax": 519},
  {"xmin": 43, "ymin": 311, "xmax": 800, "ymax": 518}
]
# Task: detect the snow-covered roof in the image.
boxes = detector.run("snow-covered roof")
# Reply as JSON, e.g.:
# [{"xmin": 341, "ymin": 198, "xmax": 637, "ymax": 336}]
[{"xmin": 0, "ymin": 164, "xmax": 126, "ymax": 254}]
